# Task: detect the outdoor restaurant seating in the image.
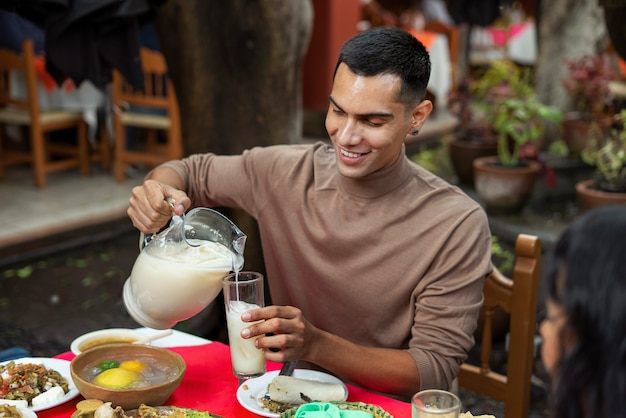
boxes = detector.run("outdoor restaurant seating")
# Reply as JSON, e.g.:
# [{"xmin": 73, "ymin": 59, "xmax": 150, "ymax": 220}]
[
  {"xmin": 424, "ymin": 20, "xmax": 461, "ymax": 91},
  {"xmin": 459, "ymin": 233, "xmax": 542, "ymax": 418},
  {"xmin": 111, "ymin": 47, "xmax": 183, "ymax": 182},
  {"xmin": 0, "ymin": 38, "xmax": 90, "ymax": 188}
]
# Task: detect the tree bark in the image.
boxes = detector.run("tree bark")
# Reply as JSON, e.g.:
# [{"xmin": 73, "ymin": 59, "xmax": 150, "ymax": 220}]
[
  {"xmin": 153, "ymin": 0, "xmax": 314, "ymax": 155},
  {"xmin": 535, "ymin": 0, "xmax": 608, "ymax": 110}
]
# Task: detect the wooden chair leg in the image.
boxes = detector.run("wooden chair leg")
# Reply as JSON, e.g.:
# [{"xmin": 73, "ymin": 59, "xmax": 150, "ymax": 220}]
[
  {"xmin": 113, "ymin": 117, "xmax": 127, "ymax": 182},
  {"xmin": 100, "ymin": 126, "xmax": 112, "ymax": 171},
  {"xmin": 30, "ymin": 126, "xmax": 46, "ymax": 188},
  {"xmin": 78, "ymin": 121, "xmax": 90, "ymax": 177}
]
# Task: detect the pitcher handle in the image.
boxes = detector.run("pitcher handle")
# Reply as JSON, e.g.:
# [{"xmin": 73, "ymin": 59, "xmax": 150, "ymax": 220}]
[{"xmin": 138, "ymin": 197, "xmax": 180, "ymax": 251}]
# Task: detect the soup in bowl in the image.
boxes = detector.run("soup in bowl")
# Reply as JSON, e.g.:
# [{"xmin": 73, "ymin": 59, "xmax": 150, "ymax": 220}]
[
  {"xmin": 70, "ymin": 329, "xmax": 145, "ymax": 355},
  {"xmin": 70, "ymin": 344, "xmax": 185, "ymax": 409}
]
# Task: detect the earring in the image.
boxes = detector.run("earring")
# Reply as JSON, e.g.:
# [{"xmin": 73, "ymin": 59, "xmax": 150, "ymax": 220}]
[{"xmin": 412, "ymin": 129, "xmax": 419, "ymax": 136}]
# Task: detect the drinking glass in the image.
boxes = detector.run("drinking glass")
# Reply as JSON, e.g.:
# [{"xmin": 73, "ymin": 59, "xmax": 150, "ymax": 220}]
[
  {"xmin": 412, "ymin": 389, "xmax": 461, "ymax": 418},
  {"xmin": 223, "ymin": 271, "xmax": 266, "ymax": 379}
]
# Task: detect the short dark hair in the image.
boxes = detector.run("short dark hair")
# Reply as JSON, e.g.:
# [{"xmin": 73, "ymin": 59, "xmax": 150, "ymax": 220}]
[
  {"xmin": 545, "ymin": 205, "xmax": 626, "ymax": 418},
  {"xmin": 333, "ymin": 26, "xmax": 431, "ymax": 108}
]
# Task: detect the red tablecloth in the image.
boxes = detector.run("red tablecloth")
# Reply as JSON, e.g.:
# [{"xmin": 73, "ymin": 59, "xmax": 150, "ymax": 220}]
[{"xmin": 39, "ymin": 342, "xmax": 410, "ymax": 418}]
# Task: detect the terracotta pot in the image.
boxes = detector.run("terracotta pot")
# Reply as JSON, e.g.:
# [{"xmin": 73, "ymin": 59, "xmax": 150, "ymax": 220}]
[
  {"xmin": 448, "ymin": 136, "xmax": 498, "ymax": 186},
  {"xmin": 562, "ymin": 112, "xmax": 613, "ymax": 157},
  {"xmin": 575, "ymin": 179, "xmax": 626, "ymax": 213},
  {"xmin": 473, "ymin": 156, "xmax": 541, "ymax": 215}
]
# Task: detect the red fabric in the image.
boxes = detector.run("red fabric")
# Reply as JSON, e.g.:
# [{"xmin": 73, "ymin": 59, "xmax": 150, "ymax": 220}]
[
  {"xmin": 487, "ymin": 22, "xmax": 528, "ymax": 46},
  {"xmin": 41, "ymin": 342, "xmax": 410, "ymax": 418},
  {"xmin": 34, "ymin": 57, "xmax": 58, "ymax": 92},
  {"xmin": 406, "ymin": 29, "xmax": 437, "ymax": 51},
  {"xmin": 33, "ymin": 57, "xmax": 75, "ymax": 92}
]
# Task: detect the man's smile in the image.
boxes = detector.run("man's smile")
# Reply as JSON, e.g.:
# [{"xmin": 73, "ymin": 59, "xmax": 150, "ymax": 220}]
[{"xmin": 339, "ymin": 148, "xmax": 370, "ymax": 158}]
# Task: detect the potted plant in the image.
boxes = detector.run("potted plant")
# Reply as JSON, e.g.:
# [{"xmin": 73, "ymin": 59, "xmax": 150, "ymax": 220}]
[
  {"xmin": 447, "ymin": 60, "xmax": 533, "ymax": 186},
  {"xmin": 561, "ymin": 54, "xmax": 615, "ymax": 157},
  {"xmin": 576, "ymin": 109, "xmax": 626, "ymax": 212},
  {"xmin": 472, "ymin": 93, "xmax": 563, "ymax": 215}
]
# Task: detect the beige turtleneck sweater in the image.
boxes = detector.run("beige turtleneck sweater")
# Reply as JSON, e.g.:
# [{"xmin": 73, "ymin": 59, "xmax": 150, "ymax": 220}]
[{"xmin": 161, "ymin": 141, "xmax": 493, "ymax": 392}]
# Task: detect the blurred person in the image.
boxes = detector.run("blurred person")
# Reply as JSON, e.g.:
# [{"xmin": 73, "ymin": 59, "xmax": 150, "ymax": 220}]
[
  {"xmin": 126, "ymin": 26, "xmax": 492, "ymax": 399},
  {"xmin": 540, "ymin": 205, "xmax": 626, "ymax": 418}
]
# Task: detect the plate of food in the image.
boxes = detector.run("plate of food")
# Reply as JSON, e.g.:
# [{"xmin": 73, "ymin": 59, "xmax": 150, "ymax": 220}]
[
  {"xmin": 0, "ymin": 357, "xmax": 80, "ymax": 412},
  {"xmin": 281, "ymin": 402, "xmax": 394, "ymax": 418},
  {"xmin": 236, "ymin": 369, "xmax": 348, "ymax": 417},
  {"xmin": 0, "ymin": 403, "xmax": 38, "ymax": 418},
  {"xmin": 97, "ymin": 403, "xmax": 223, "ymax": 418}
]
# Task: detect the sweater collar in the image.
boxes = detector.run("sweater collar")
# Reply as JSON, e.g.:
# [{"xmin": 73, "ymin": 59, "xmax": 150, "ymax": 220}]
[{"xmin": 334, "ymin": 145, "xmax": 412, "ymax": 199}]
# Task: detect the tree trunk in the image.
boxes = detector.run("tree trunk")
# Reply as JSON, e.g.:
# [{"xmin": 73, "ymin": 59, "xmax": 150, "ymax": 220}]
[
  {"xmin": 535, "ymin": 0, "xmax": 608, "ymax": 110},
  {"xmin": 148, "ymin": 2, "xmax": 314, "ymax": 335},
  {"xmin": 153, "ymin": 0, "xmax": 314, "ymax": 155}
]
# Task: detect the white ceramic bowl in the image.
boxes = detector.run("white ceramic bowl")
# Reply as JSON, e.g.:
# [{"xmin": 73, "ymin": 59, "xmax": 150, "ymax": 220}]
[{"xmin": 70, "ymin": 328, "xmax": 145, "ymax": 355}]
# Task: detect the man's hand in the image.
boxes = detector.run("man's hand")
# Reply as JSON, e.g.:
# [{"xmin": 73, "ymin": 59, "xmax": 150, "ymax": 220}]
[
  {"xmin": 127, "ymin": 178, "xmax": 191, "ymax": 234},
  {"xmin": 239, "ymin": 304, "xmax": 421, "ymax": 398},
  {"xmin": 241, "ymin": 305, "xmax": 319, "ymax": 363}
]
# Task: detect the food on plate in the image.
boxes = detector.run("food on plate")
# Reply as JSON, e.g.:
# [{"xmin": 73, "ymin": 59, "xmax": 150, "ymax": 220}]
[
  {"xmin": 79, "ymin": 355, "xmax": 180, "ymax": 390},
  {"xmin": 91, "ymin": 402, "xmax": 221, "ymax": 418},
  {"xmin": 0, "ymin": 404, "xmax": 24, "ymax": 418},
  {"xmin": 0, "ymin": 401, "xmax": 27, "ymax": 409},
  {"xmin": 259, "ymin": 375, "xmax": 346, "ymax": 412},
  {"xmin": 71, "ymin": 399, "xmax": 105, "ymax": 418},
  {"xmin": 0, "ymin": 360, "xmax": 69, "ymax": 406},
  {"xmin": 31, "ymin": 386, "xmax": 65, "ymax": 407},
  {"xmin": 459, "ymin": 413, "xmax": 496, "ymax": 418},
  {"xmin": 281, "ymin": 402, "xmax": 393, "ymax": 418},
  {"xmin": 268, "ymin": 375, "xmax": 345, "ymax": 404}
]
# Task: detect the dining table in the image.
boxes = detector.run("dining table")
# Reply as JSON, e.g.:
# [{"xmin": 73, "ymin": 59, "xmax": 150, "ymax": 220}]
[{"xmin": 37, "ymin": 329, "xmax": 410, "ymax": 418}]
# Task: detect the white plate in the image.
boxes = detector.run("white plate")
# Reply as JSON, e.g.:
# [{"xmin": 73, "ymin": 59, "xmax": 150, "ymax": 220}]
[
  {"xmin": 17, "ymin": 407, "xmax": 37, "ymax": 418},
  {"xmin": 0, "ymin": 357, "xmax": 80, "ymax": 412},
  {"xmin": 236, "ymin": 369, "xmax": 348, "ymax": 417}
]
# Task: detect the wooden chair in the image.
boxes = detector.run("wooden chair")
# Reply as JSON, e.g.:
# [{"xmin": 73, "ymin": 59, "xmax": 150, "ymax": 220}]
[
  {"xmin": 111, "ymin": 47, "xmax": 183, "ymax": 182},
  {"xmin": 424, "ymin": 20, "xmax": 460, "ymax": 91},
  {"xmin": 458, "ymin": 234, "xmax": 542, "ymax": 418},
  {"xmin": 0, "ymin": 39, "xmax": 90, "ymax": 188}
]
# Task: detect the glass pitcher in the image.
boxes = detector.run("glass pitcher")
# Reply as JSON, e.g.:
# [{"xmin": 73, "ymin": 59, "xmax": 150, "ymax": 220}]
[{"xmin": 123, "ymin": 207, "xmax": 246, "ymax": 330}]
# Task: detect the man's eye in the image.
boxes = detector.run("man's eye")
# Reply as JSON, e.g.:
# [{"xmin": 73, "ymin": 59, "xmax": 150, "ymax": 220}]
[
  {"xmin": 365, "ymin": 120, "xmax": 383, "ymax": 127},
  {"xmin": 332, "ymin": 109, "xmax": 345, "ymax": 115}
]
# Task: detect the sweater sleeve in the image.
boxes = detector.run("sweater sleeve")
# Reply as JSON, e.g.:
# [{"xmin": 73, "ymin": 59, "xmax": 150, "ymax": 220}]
[
  {"xmin": 157, "ymin": 146, "xmax": 298, "ymax": 216},
  {"xmin": 407, "ymin": 205, "xmax": 492, "ymax": 390}
]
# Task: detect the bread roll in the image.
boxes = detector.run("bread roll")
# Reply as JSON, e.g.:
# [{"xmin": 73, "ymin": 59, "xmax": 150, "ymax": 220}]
[{"xmin": 268, "ymin": 375, "xmax": 346, "ymax": 405}]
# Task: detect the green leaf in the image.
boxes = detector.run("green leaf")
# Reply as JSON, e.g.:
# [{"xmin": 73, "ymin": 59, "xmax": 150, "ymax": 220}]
[{"xmin": 17, "ymin": 266, "xmax": 33, "ymax": 278}]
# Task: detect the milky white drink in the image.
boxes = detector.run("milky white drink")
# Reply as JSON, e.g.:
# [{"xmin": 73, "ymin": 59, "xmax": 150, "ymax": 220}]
[
  {"xmin": 226, "ymin": 300, "xmax": 266, "ymax": 378},
  {"xmin": 412, "ymin": 390, "xmax": 460, "ymax": 418},
  {"xmin": 223, "ymin": 271, "xmax": 266, "ymax": 379},
  {"xmin": 125, "ymin": 238, "xmax": 236, "ymax": 329}
]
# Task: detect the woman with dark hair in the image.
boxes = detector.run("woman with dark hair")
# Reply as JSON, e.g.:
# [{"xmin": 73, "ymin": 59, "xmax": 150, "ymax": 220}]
[{"xmin": 540, "ymin": 205, "xmax": 626, "ymax": 418}]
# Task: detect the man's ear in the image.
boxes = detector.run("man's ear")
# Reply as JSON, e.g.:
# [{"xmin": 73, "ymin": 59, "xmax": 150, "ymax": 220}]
[{"xmin": 410, "ymin": 99, "xmax": 433, "ymax": 132}]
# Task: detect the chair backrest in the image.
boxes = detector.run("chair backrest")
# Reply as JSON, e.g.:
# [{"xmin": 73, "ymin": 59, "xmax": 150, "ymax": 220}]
[
  {"xmin": 112, "ymin": 47, "xmax": 179, "ymax": 116},
  {"xmin": 0, "ymin": 39, "xmax": 39, "ymax": 117},
  {"xmin": 458, "ymin": 233, "xmax": 541, "ymax": 418},
  {"xmin": 424, "ymin": 20, "xmax": 460, "ymax": 91},
  {"xmin": 111, "ymin": 47, "xmax": 183, "ymax": 181}
]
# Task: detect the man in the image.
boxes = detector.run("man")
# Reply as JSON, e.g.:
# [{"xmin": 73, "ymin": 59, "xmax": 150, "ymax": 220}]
[{"xmin": 127, "ymin": 26, "xmax": 492, "ymax": 399}]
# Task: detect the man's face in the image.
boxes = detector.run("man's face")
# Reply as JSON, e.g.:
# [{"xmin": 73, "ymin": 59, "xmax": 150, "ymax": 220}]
[{"xmin": 325, "ymin": 63, "xmax": 430, "ymax": 179}]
